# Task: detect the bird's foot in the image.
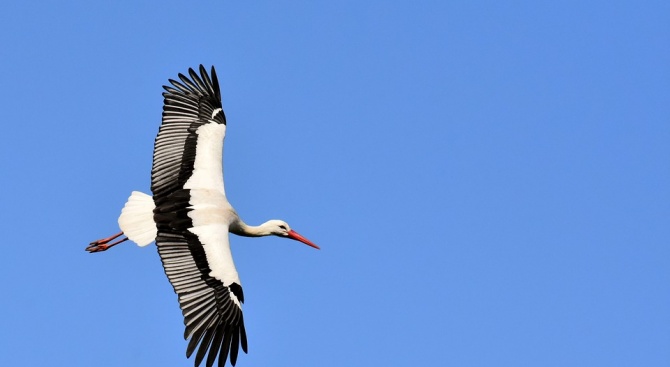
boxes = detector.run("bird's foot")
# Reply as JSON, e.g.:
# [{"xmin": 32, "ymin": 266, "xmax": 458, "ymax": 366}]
[
  {"xmin": 86, "ymin": 241, "xmax": 111, "ymax": 253},
  {"xmin": 86, "ymin": 232, "xmax": 127, "ymax": 253}
]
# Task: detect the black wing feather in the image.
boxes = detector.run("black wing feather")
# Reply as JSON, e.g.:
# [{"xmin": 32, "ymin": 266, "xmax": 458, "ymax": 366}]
[
  {"xmin": 219, "ymin": 328, "xmax": 233, "ymax": 367},
  {"xmin": 195, "ymin": 325, "xmax": 218, "ymax": 367},
  {"xmin": 207, "ymin": 324, "xmax": 226, "ymax": 367}
]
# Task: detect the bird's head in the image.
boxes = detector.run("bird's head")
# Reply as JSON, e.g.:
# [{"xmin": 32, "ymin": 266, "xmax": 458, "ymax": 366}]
[{"xmin": 264, "ymin": 220, "xmax": 320, "ymax": 249}]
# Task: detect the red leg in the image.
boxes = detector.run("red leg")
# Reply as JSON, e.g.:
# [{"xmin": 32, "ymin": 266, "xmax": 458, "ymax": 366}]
[{"xmin": 86, "ymin": 232, "xmax": 129, "ymax": 253}]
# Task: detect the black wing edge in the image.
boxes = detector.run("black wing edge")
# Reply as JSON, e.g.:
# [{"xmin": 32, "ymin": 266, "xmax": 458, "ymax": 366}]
[
  {"xmin": 186, "ymin": 312, "xmax": 248, "ymax": 367},
  {"xmin": 162, "ymin": 64, "xmax": 226, "ymax": 126}
]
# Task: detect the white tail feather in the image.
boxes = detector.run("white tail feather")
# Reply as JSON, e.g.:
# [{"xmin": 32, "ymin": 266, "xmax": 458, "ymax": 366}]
[{"xmin": 118, "ymin": 191, "xmax": 157, "ymax": 247}]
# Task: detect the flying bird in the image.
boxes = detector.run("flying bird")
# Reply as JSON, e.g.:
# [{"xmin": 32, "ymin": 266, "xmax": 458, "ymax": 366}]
[{"xmin": 87, "ymin": 65, "xmax": 319, "ymax": 367}]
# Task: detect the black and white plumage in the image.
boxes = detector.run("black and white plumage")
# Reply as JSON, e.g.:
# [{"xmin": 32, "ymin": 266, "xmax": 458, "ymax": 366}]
[{"xmin": 87, "ymin": 65, "xmax": 319, "ymax": 367}]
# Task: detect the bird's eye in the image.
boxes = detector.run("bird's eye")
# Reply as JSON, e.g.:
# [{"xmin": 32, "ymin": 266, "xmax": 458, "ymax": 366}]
[{"xmin": 279, "ymin": 225, "xmax": 287, "ymax": 230}]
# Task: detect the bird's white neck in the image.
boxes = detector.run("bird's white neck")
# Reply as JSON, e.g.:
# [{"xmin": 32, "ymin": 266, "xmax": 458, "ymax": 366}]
[{"xmin": 229, "ymin": 220, "xmax": 273, "ymax": 237}]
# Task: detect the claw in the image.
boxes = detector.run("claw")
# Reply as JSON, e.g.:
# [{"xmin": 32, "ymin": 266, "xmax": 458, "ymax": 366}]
[
  {"xmin": 86, "ymin": 232, "xmax": 128, "ymax": 253},
  {"xmin": 86, "ymin": 242, "xmax": 109, "ymax": 253}
]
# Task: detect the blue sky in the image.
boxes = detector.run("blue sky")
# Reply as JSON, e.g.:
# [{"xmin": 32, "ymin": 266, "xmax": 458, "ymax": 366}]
[{"xmin": 1, "ymin": 1, "xmax": 668, "ymax": 366}]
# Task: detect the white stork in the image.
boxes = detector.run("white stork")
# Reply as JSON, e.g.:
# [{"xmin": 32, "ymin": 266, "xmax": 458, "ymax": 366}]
[{"xmin": 86, "ymin": 65, "xmax": 319, "ymax": 367}]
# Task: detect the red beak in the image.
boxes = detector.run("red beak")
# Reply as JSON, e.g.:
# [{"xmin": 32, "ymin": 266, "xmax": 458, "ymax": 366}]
[{"xmin": 287, "ymin": 230, "xmax": 320, "ymax": 250}]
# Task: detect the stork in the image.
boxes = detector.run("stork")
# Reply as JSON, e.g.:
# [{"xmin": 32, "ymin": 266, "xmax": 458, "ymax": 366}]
[{"xmin": 86, "ymin": 65, "xmax": 319, "ymax": 367}]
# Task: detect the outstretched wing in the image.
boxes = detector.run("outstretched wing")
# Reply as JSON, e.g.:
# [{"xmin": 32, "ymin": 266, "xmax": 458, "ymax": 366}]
[
  {"xmin": 151, "ymin": 66, "xmax": 247, "ymax": 367},
  {"xmin": 152, "ymin": 65, "xmax": 227, "ymax": 200}
]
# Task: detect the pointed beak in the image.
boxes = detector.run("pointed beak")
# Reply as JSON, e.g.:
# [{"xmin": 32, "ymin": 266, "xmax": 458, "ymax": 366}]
[{"xmin": 287, "ymin": 230, "xmax": 320, "ymax": 250}]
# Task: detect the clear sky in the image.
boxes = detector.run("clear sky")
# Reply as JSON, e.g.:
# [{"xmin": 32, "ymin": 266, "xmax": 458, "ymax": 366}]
[{"xmin": 1, "ymin": 1, "xmax": 668, "ymax": 366}]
